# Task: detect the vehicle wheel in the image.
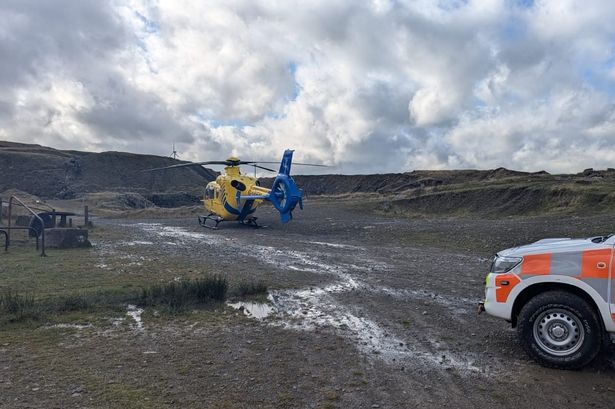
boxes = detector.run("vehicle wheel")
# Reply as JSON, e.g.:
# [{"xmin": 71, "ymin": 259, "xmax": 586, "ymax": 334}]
[{"xmin": 517, "ymin": 291, "xmax": 602, "ymax": 369}]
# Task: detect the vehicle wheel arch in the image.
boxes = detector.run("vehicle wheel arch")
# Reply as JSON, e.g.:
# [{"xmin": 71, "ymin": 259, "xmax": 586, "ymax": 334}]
[{"xmin": 511, "ymin": 282, "xmax": 603, "ymax": 332}]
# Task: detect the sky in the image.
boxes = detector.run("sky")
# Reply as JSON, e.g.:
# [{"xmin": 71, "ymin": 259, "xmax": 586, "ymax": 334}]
[{"xmin": 1, "ymin": 0, "xmax": 615, "ymax": 174}]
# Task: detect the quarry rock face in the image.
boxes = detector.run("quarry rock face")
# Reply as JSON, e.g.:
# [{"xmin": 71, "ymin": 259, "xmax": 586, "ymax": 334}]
[
  {"xmin": 45, "ymin": 228, "xmax": 92, "ymax": 249},
  {"xmin": 0, "ymin": 141, "xmax": 217, "ymax": 199}
]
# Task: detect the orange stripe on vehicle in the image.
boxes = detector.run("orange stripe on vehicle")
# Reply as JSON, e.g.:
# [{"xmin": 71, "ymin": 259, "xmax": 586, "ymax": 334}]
[
  {"xmin": 521, "ymin": 254, "xmax": 551, "ymax": 275},
  {"xmin": 580, "ymin": 249, "xmax": 611, "ymax": 279},
  {"xmin": 612, "ymin": 313, "xmax": 615, "ymax": 324},
  {"xmin": 495, "ymin": 274, "xmax": 521, "ymax": 303}
]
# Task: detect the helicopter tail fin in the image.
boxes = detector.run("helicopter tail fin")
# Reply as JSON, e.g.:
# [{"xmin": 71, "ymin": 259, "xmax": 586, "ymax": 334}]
[{"xmin": 278, "ymin": 149, "xmax": 294, "ymax": 175}]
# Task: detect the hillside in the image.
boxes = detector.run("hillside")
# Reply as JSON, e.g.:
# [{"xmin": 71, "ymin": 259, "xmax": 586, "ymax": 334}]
[
  {"xmin": 264, "ymin": 168, "xmax": 615, "ymax": 217},
  {"xmin": 0, "ymin": 141, "xmax": 217, "ymax": 200},
  {"xmin": 3, "ymin": 141, "xmax": 615, "ymax": 216}
]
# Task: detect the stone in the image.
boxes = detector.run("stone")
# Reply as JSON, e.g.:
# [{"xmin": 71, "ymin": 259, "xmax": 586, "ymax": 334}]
[
  {"xmin": 14, "ymin": 215, "xmax": 32, "ymax": 226},
  {"xmin": 45, "ymin": 228, "xmax": 92, "ymax": 249}
]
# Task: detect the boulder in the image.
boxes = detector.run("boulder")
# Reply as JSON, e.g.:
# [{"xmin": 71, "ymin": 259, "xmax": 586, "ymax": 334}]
[
  {"xmin": 15, "ymin": 215, "xmax": 32, "ymax": 226},
  {"xmin": 45, "ymin": 228, "xmax": 92, "ymax": 249}
]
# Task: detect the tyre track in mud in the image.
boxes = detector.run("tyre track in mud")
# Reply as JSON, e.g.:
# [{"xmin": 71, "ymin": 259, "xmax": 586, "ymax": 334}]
[
  {"xmin": 87, "ymin": 208, "xmax": 615, "ymax": 409},
  {"xmin": 125, "ymin": 222, "xmax": 484, "ymax": 374}
]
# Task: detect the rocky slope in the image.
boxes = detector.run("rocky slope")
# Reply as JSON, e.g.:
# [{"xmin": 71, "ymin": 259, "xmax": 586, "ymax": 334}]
[
  {"xmin": 3, "ymin": 141, "xmax": 615, "ymax": 216},
  {"xmin": 0, "ymin": 141, "xmax": 217, "ymax": 200}
]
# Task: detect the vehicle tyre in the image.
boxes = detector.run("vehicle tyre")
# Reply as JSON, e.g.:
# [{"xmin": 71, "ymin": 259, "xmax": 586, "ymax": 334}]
[{"xmin": 517, "ymin": 290, "xmax": 602, "ymax": 369}]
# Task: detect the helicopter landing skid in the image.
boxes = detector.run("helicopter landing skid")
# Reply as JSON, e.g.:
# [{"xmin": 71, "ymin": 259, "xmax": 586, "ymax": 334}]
[
  {"xmin": 198, "ymin": 215, "xmax": 262, "ymax": 229},
  {"xmin": 239, "ymin": 217, "xmax": 260, "ymax": 228},
  {"xmin": 198, "ymin": 214, "xmax": 224, "ymax": 230}
]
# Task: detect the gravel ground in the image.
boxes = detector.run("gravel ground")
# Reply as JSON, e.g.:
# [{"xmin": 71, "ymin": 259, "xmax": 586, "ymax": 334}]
[{"xmin": 1, "ymin": 200, "xmax": 615, "ymax": 408}]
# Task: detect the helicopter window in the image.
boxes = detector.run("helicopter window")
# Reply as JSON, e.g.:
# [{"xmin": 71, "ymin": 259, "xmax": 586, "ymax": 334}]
[
  {"xmin": 205, "ymin": 186, "xmax": 215, "ymax": 200},
  {"xmin": 231, "ymin": 180, "xmax": 247, "ymax": 191}
]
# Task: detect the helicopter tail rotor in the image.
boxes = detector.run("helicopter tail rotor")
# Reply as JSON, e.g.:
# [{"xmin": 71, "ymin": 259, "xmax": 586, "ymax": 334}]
[
  {"xmin": 268, "ymin": 150, "xmax": 303, "ymax": 222},
  {"xmin": 269, "ymin": 174, "xmax": 303, "ymax": 223}
]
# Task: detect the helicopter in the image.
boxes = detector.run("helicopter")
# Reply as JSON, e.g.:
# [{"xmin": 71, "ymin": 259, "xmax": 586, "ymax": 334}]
[{"xmin": 147, "ymin": 150, "xmax": 326, "ymax": 229}]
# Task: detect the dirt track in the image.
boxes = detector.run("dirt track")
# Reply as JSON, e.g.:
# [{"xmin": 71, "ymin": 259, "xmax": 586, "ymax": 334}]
[{"xmin": 2, "ymin": 199, "xmax": 615, "ymax": 408}]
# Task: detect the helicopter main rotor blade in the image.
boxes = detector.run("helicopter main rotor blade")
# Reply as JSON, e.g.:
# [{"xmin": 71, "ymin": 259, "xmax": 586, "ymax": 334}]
[
  {"xmin": 239, "ymin": 161, "xmax": 330, "ymax": 167},
  {"xmin": 143, "ymin": 161, "xmax": 230, "ymax": 172},
  {"xmin": 291, "ymin": 162, "xmax": 330, "ymax": 167},
  {"xmin": 252, "ymin": 164, "xmax": 276, "ymax": 172}
]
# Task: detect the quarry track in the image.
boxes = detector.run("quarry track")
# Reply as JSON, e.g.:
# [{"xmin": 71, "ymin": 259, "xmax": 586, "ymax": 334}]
[{"xmin": 2, "ymin": 201, "xmax": 615, "ymax": 408}]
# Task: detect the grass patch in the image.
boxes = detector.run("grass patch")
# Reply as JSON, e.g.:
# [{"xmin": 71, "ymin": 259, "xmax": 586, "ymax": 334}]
[
  {"xmin": 0, "ymin": 275, "xmax": 229, "ymax": 324},
  {"xmin": 139, "ymin": 275, "xmax": 228, "ymax": 312},
  {"xmin": 0, "ymin": 289, "xmax": 40, "ymax": 322},
  {"xmin": 0, "ymin": 288, "xmax": 135, "ymax": 325},
  {"xmin": 232, "ymin": 280, "xmax": 268, "ymax": 297}
]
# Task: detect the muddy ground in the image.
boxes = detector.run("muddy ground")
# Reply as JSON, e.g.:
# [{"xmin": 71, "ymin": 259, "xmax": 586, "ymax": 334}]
[{"xmin": 1, "ymin": 198, "xmax": 615, "ymax": 408}]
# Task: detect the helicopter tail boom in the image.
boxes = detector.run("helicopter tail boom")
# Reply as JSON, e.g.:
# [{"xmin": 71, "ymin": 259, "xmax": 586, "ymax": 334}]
[{"xmin": 234, "ymin": 149, "xmax": 304, "ymax": 223}]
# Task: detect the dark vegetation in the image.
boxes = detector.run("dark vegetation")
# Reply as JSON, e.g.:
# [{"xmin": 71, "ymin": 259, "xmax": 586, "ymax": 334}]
[
  {"xmin": 233, "ymin": 280, "xmax": 268, "ymax": 297},
  {"xmin": 0, "ymin": 275, "xmax": 266, "ymax": 325},
  {"xmin": 378, "ymin": 179, "xmax": 615, "ymax": 217},
  {"xmin": 139, "ymin": 275, "xmax": 228, "ymax": 312},
  {"xmin": 0, "ymin": 288, "xmax": 130, "ymax": 325}
]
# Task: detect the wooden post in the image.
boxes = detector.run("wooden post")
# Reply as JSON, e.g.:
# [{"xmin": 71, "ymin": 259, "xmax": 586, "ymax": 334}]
[
  {"xmin": 69, "ymin": 218, "xmax": 73, "ymax": 227},
  {"xmin": 84, "ymin": 205, "xmax": 89, "ymax": 228},
  {"xmin": 0, "ymin": 197, "xmax": 3, "ymax": 224},
  {"xmin": 7, "ymin": 197, "xmax": 12, "ymax": 246},
  {"xmin": 51, "ymin": 209, "xmax": 57, "ymax": 228}
]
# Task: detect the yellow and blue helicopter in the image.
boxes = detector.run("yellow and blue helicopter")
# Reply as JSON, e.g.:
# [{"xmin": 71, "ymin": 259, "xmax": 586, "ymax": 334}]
[{"xmin": 148, "ymin": 150, "xmax": 326, "ymax": 229}]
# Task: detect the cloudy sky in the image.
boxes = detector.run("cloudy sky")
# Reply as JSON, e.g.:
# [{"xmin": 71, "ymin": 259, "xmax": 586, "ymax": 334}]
[{"xmin": 1, "ymin": 0, "xmax": 615, "ymax": 174}]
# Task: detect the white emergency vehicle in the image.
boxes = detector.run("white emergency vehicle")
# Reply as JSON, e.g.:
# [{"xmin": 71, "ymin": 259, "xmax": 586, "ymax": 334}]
[{"xmin": 480, "ymin": 235, "xmax": 615, "ymax": 369}]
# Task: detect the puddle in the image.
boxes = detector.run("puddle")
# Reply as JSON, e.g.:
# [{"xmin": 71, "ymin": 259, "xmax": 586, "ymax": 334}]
[
  {"xmin": 376, "ymin": 287, "xmax": 472, "ymax": 315},
  {"xmin": 138, "ymin": 223, "xmax": 224, "ymax": 243},
  {"xmin": 45, "ymin": 323, "xmax": 93, "ymax": 330},
  {"xmin": 308, "ymin": 241, "xmax": 362, "ymax": 250},
  {"xmin": 126, "ymin": 304, "xmax": 144, "ymax": 330},
  {"xmin": 133, "ymin": 222, "xmax": 482, "ymax": 372},
  {"xmin": 123, "ymin": 240, "xmax": 154, "ymax": 246},
  {"xmin": 271, "ymin": 287, "xmax": 480, "ymax": 372},
  {"xmin": 138, "ymin": 223, "xmax": 385, "ymax": 277},
  {"xmin": 228, "ymin": 300, "xmax": 275, "ymax": 319}
]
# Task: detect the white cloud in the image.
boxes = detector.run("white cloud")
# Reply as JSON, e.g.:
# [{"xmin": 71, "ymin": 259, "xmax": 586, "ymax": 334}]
[{"xmin": 0, "ymin": 0, "xmax": 615, "ymax": 174}]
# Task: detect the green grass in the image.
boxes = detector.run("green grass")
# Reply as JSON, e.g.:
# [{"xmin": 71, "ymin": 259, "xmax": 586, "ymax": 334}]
[
  {"xmin": 0, "ymin": 289, "xmax": 39, "ymax": 322},
  {"xmin": 379, "ymin": 179, "xmax": 615, "ymax": 218},
  {"xmin": 0, "ymin": 224, "xmax": 274, "ymax": 326},
  {"xmin": 0, "ymin": 288, "xmax": 131, "ymax": 325},
  {"xmin": 0, "ymin": 226, "xmax": 215, "ymax": 297},
  {"xmin": 140, "ymin": 275, "xmax": 228, "ymax": 312},
  {"xmin": 0, "ymin": 276, "xmax": 230, "ymax": 325}
]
